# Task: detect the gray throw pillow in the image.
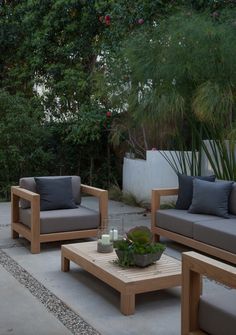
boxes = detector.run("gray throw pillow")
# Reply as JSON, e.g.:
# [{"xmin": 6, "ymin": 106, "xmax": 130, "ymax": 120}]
[
  {"xmin": 175, "ymin": 173, "xmax": 216, "ymax": 210},
  {"xmin": 188, "ymin": 179, "xmax": 234, "ymax": 218},
  {"xmin": 35, "ymin": 177, "xmax": 77, "ymax": 211}
]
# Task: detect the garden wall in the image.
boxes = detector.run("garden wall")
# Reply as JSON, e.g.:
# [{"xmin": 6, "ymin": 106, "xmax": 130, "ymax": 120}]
[
  {"xmin": 122, "ymin": 149, "xmax": 216, "ymax": 203},
  {"xmin": 123, "ymin": 151, "xmax": 188, "ymax": 203}
]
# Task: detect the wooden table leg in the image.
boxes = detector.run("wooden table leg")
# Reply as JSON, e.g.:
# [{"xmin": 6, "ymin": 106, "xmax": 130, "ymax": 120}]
[
  {"xmin": 120, "ymin": 292, "xmax": 135, "ymax": 315},
  {"xmin": 61, "ymin": 254, "xmax": 70, "ymax": 272}
]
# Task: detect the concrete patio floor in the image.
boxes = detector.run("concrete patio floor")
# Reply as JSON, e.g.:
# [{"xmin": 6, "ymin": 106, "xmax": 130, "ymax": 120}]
[{"xmin": 0, "ymin": 199, "xmax": 223, "ymax": 335}]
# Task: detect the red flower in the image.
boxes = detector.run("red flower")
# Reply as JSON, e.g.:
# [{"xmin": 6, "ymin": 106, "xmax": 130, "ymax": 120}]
[
  {"xmin": 105, "ymin": 15, "xmax": 111, "ymax": 26},
  {"xmin": 138, "ymin": 18, "xmax": 144, "ymax": 25},
  {"xmin": 106, "ymin": 111, "xmax": 112, "ymax": 117}
]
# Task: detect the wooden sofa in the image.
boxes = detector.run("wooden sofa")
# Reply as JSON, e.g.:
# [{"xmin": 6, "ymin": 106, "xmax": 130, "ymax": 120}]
[
  {"xmin": 151, "ymin": 187, "xmax": 236, "ymax": 265},
  {"xmin": 182, "ymin": 251, "xmax": 236, "ymax": 335},
  {"xmin": 11, "ymin": 176, "xmax": 108, "ymax": 253}
]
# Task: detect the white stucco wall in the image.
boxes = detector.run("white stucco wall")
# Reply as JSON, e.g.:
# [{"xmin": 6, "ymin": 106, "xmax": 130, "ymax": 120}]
[{"xmin": 123, "ymin": 150, "xmax": 191, "ymax": 202}]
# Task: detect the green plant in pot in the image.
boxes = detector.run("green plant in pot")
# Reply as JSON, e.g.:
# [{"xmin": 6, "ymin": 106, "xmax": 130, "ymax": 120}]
[
  {"xmin": 114, "ymin": 226, "xmax": 166, "ymax": 267},
  {"xmin": 113, "ymin": 239, "xmax": 134, "ymax": 267}
]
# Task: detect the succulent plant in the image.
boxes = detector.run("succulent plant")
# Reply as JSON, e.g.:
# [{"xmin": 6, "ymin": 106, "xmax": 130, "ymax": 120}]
[
  {"xmin": 127, "ymin": 226, "xmax": 153, "ymax": 244},
  {"xmin": 114, "ymin": 226, "xmax": 166, "ymax": 267}
]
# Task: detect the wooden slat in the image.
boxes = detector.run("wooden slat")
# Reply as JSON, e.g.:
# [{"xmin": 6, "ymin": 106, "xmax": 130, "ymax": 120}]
[
  {"xmin": 81, "ymin": 184, "xmax": 108, "ymax": 229},
  {"xmin": 151, "ymin": 188, "xmax": 178, "ymax": 239},
  {"xmin": 11, "ymin": 186, "xmax": 39, "ymax": 201},
  {"xmin": 154, "ymin": 227, "xmax": 236, "ymax": 265},
  {"xmin": 40, "ymin": 229, "xmax": 98, "ymax": 242},
  {"xmin": 183, "ymin": 251, "xmax": 236, "ymax": 288},
  {"xmin": 12, "ymin": 222, "xmax": 31, "ymax": 240}
]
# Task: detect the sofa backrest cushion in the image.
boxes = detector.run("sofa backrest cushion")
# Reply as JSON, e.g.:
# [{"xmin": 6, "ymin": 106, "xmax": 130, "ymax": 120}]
[
  {"xmin": 229, "ymin": 182, "xmax": 236, "ymax": 215},
  {"xmin": 175, "ymin": 173, "xmax": 216, "ymax": 210},
  {"xmin": 35, "ymin": 177, "xmax": 77, "ymax": 211},
  {"xmin": 19, "ymin": 175, "xmax": 81, "ymax": 209},
  {"xmin": 188, "ymin": 179, "xmax": 234, "ymax": 218}
]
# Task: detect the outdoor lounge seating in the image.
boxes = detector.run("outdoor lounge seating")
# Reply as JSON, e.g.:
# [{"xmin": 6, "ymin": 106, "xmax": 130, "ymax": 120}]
[
  {"xmin": 181, "ymin": 251, "xmax": 236, "ymax": 335},
  {"xmin": 11, "ymin": 176, "xmax": 108, "ymax": 253},
  {"xmin": 151, "ymin": 180, "xmax": 236, "ymax": 265}
]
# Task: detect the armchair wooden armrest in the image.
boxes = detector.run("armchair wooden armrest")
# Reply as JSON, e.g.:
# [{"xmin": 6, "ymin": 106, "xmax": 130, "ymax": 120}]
[
  {"xmin": 182, "ymin": 251, "xmax": 236, "ymax": 335},
  {"xmin": 81, "ymin": 184, "xmax": 108, "ymax": 229},
  {"xmin": 11, "ymin": 185, "xmax": 39, "ymax": 201},
  {"xmin": 11, "ymin": 186, "xmax": 40, "ymax": 253},
  {"xmin": 151, "ymin": 188, "xmax": 179, "ymax": 232}
]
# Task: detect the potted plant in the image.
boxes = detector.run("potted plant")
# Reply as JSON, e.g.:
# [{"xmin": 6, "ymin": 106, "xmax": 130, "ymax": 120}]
[
  {"xmin": 113, "ymin": 239, "xmax": 134, "ymax": 267},
  {"xmin": 113, "ymin": 226, "xmax": 166, "ymax": 267}
]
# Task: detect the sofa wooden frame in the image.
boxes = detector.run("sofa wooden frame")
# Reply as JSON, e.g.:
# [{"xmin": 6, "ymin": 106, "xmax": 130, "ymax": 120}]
[
  {"xmin": 181, "ymin": 251, "xmax": 236, "ymax": 335},
  {"xmin": 11, "ymin": 184, "xmax": 108, "ymax": 254},
  {"xmin": 151, "ymin": 188, "xmax": 236, "ymax": 265}
]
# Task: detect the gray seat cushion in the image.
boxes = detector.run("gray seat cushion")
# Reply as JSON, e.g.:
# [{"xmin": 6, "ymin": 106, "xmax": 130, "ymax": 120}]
[
  {"xmin": 193, "ymin": 217, "xmax": 236, "ymax": 253},
  {"xmin": 19, "ymin": 176, "xmax": 81, "ymax": 209},
  {"xmin": 199, "ymin": 289, "xmax": 236, "ymax": 335},
  {"xmin": 19, "ymin": 206, "xmax": 99, "ymax": 234},
  {"xmin": 156, "ymin": 209, "xmax": 222, "ymax": 238}
]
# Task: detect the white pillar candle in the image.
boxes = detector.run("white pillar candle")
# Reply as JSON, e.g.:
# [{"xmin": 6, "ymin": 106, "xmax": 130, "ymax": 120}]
[
  {"xmin": 109, "ymin": 229, "xmax": 118, "ymax": 241},
  {"xmin": 109, "ymin": 229, "xmax": 113, "ymax": 240},
  {"xmin": 101, "ymin": 234, "xmax": 110, "ymax": 245}
]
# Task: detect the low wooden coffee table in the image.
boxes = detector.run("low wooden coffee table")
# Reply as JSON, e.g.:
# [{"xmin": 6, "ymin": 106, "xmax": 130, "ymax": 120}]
[{"xmin": 61, "ymin": 241, "xmax": 181, "ymax": 315}]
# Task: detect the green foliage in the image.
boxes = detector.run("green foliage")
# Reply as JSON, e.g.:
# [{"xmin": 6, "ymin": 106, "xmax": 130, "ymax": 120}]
[
  {"xmin": 96, "ymin": 0, "xmax": 181, "ymax": 52},
  {"xmin": 1, "ymin": 0, "xmax": 236, "ymax": 199},
  {"xmin": 108, "ymin": 184, "xmax": 123, "ymax": 201},
  {"xmin": 200, "ymin": 131, "xmax": 236, "ymax": 180},
  {"xmin": 113, "ymin": 239, "xmax": 131, "ymax": 251},
  {"xmin": 190, "ymin": 0, "xmax": 236, "ymax": 11},
  {"xmin": 66, "ymin": 104, "xmax": 107, "ymax": 145},
  {"xmin": 114, "ymin": 226, "xmax": 166, "ymax": 267},
  {"xmin": 122, "ymin": 192, "xmax": 146, "ymax": 208},
  {"xmin": 132, "ymin": 242, "xmax": 165, "ymax": 255},
  {"xmin": 127, "ymin": 226, "xmax": 152, "ymax": 244},
  {"xmin": 0, "ymin": 90, "xmax": 53, "ymax": 199},
  {"xmin": 100, "ymin": 6, "xmax": 236, "ymax": 175},
  {"xmin": 0, "ymin": 0, "xmax": 120, "ymax": 195},
  {"xmin": 160, "ymin": 201, "xmax": 176, "ymax": 209},
  {"xmin": 108, "ymin": 184, "xmax": 147, "ymax": 207},
  {"xmin": 118, "ymin": 9, "xmax": 236, "ymax": 126}
]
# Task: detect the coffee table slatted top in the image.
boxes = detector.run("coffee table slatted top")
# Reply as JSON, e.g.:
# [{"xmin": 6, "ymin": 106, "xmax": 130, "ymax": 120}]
[
  {"xmin": 62, "ymin": 241, "xmax": 180, "ymax": 281},
  {"xmin": 61, "ymin": 241, "xmax": 181, "ymax": 315}
]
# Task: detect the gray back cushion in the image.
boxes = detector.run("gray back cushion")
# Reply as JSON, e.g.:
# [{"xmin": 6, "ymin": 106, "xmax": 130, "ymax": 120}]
[
  {"xmin": 20, "ymin": 176, "xmax": 81, "ymax": 209},
  {"xmin": 35, "ymin": 177, "xmax": 77, "ymax": 211},
  {"xmin": 175, "ymin": 174, "xmax": 215, "ymax": 210},
  {"xmin": 229, "ymin": 182, "xmax": 236, "ymax": 215},
  {"xmin": 188, "ymin": 179, "xmax": 234, "ymax": 218}
]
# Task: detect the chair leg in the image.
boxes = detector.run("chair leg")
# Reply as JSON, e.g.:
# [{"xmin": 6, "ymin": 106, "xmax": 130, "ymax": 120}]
[
  {"xmin": 11, "ymin": 228, "xmax": 19, "ymax": 239},
  {"xmin": 31, "ymin": 240, "xmax": 40, "ymax": 254},
  {"xmin": 153, "ymin": 233, "xmax": 160, "ymax": 243}
]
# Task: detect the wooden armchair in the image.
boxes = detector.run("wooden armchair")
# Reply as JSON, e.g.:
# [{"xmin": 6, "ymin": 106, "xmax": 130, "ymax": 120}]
[
  {"xmin": 11, "ymin": 176, "xmax": 108, "ymax": 254},
  {"xmin": 182, "ymin": 251, "xmax": 236, "ymax": 335}
]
